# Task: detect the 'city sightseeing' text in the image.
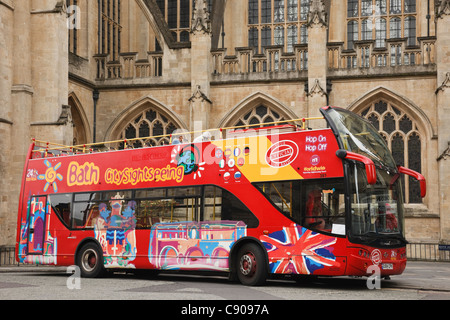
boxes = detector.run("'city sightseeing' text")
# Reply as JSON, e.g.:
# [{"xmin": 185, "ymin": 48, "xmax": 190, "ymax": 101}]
[{"xmin": 104, "ymin": 165, "xmax": 184, "ymax": 186}]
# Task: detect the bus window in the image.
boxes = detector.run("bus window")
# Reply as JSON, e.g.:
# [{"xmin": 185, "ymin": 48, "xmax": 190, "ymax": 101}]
[
  {"xmin": 135, "ymin": 186, "xmax": 201, "ymax": 226},
  {"xmin": 85, "ymin": 204, "xmax": 100, "ymax": 228},
  {"xmin": 348, "ymin": 163, "xmax": 404, "ymax": 236},
  {"xmin": 72, "ymin": 202, "xmax": 91, "ymax": 228},
  {"xmin": 49, "ymin": 194, "xmax": 72, "ymax": 227},
  {"xmin": 255, "ymin": 179, "xmax": 346, "ymax": 235},
  {"xmin": 301, "ymin": 180, "xmax": 346, "ymax": 234},
  {"xmin": 72, "ymin": 193, "xmax": 102, "ymax": 228},
  {"xmin": 137, "ymin": 198, "xmax": 187, "ymax": 225},
  {"xmin": 135, "ymin": 188, "xmax": 165, "ymax": 199},
  {"xmin": 252, "ymin": 182, "xmax": 294, "ymax": 217},
  {"xmin": 48, "ymin": 186, "xmax": 258, "ymax": 229},
  {"xmin": 103, "ymin": 190, "xmax": 132, "ymax": 200},
  {"xmin": 74, "ymin": 192, "xmax": 101, "ymax": 202},
  {"xmin": 221, "ymin": 188, "xmax": 259, "ymax": 228},
  {"xmin": 202, "ymin": 186, "xmax": 258, "ymax": 227},
  {"xmin": 136, "ymin": 200, "xmax": 154, "ymax": 228},
  {"xmin": 168, "ymin": 186, "xmax": 201, "ymax": 198},
  {"xmin": 203, "ymin": 186, "xmax": 222, "ymax": 221}
]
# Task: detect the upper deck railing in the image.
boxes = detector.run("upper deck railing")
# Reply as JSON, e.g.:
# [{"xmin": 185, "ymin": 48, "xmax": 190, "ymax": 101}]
[{"xmin": 31, "ymin": 116, "xmax": 325, "ymax": 159}]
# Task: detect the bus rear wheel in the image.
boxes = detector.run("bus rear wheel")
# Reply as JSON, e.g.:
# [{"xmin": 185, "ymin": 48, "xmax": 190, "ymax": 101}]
[
  {"xmin": 236, "ymin": 243, "xmax": 267, "ymax": 286},
  {"xmin": 77, "ymin": 242, "xmax": 105, "ymax": 278}
]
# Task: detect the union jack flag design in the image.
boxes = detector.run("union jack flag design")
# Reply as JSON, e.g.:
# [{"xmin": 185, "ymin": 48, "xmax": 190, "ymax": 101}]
[{"xmin": 260, "ymin": 224, "xmax": 340, "ymax": 275}]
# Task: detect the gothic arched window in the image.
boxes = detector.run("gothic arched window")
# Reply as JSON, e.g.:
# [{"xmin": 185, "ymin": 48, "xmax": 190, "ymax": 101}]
[
  {"xmin": 232, "ymin": 105, "xmax": 286, "ymax": 128},
  {"xmin": 248, "ymin": 0, "xmax": 309, "ymax": 54},
  {"xmin": 119, "ymin": 108, "xmax": 179, "ymax": 148},
  {"xmin": 346, "ymin": 0, "xmax": 417, "ymax": 49},
  {"xmin": 360, "ymin": 100, "xmax": 422, "ymax": 203},
  {"xmin": 98, "ymin": 0, "xmax": 122, "ymax": 59},
  {"xmin": 156, "ymin": 0, "xmax": 212, "ymax": 42}
]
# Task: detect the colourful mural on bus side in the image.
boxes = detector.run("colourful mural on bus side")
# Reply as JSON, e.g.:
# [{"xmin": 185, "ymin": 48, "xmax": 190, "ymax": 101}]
[
  {"xmin": 18, "ymin": 197, "xmax": 57, "ymax": 265},
  {"xmin": 94, "ymin": 193, "xmax": 137, "ymax": 268},
  {"xmin": 149, "ymin": 221, "xmax": 246, "ymax": 270}
]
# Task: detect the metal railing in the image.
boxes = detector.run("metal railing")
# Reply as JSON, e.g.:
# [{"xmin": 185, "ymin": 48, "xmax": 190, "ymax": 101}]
[
  {"xmin": 0, "ymin": 246, "xmax": 17, "ymax": 266},
  {"xmin": 31, "ymin": 116, "xmax": 325, "ymax": 158},
  {"xmin": 407, "ymin": 243, "xmax": 450, "ymax": 262}
]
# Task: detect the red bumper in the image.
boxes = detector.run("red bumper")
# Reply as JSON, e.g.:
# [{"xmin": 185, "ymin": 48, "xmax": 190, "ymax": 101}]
[{"xmin": 346, "ymin": 246, "xmax": 407, "ymax": 277}]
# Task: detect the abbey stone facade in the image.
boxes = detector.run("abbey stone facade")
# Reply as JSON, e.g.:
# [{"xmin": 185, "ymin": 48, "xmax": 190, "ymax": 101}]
[{"xmin": 0, "ymin": 0, "xmax": 450, "ymax": 249}]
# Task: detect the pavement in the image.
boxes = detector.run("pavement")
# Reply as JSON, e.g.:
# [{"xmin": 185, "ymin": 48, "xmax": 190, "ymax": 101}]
[
  {"xmin": 0, "ymin": 261, "xmax": 449, "ymax": 292},
  {"xmin": 382, "ymin": 261, "xmax": 450, "ymax": 292},
  {"xmin": 0, "ymin": 265, "xmax": 67, "ymax": 273}
]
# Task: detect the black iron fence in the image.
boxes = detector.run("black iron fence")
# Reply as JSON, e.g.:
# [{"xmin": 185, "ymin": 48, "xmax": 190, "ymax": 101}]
[
  {"xmin": 1, "ymin": 243, "xmax": 449, "ymax": 266},
  {"xmin": 0, "ymin": 246, "xmax": 17, "ymax": 266},
  {"xmin": 407, "ymin": 243, "xmax": 450, "ymax": 262}
]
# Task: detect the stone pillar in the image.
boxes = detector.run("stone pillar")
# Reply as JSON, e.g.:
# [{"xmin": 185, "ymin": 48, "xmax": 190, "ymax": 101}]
[
  {"xmin": 0, "ymin": 3, "xmax": 14, "ymax": 239},
  {"xmin": 4, "ymin": 0, "xmax": 34, "ymax": 246},
  {"xmin": 306, "ymin": 0, "xmax": 328, "ymax": 129},
  {"xmin": 328, "ymin": 0, "xmax": 345, "ymax": 43},
  {"xmin": 29, "ymin": 0, "xmax": 72, "ymax": 145},
  {"xmin": 223, "ymin": 0, "xmax": 246, "ymax": 54},
  {"xmin": 0, "ymin": 1, "xmax": 15, "ymax": 122},
  {"xmin": 0, "ymin": 0, "xmax": 29, "ymax": 246},
  {"xmin": 189, "ymin": 0, "xmax": 212, "ymax": 133},
  {"xmin": 435, "ymin": 0, "xmax": 450, "ymax": 244},
  {"xmin": 11, "ymin": 0, "xmax": 33, "ymax": 148}
]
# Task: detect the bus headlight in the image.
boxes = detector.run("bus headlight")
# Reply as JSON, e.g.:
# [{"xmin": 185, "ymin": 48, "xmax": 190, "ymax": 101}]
[{"xmin": 358, "ymin": 249, "xmax": 369, "ymax": 258}]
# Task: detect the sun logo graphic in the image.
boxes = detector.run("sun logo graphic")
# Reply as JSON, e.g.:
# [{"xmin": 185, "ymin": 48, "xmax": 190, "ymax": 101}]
[{"xmin": 38, "ymin": 160, "xmax": 63, "ymax": 192}]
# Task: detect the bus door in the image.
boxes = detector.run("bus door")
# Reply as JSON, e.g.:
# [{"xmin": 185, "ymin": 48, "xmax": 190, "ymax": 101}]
[{"xmin": 27, "ymin": 196, "xmax": 47, "ymax": 255}]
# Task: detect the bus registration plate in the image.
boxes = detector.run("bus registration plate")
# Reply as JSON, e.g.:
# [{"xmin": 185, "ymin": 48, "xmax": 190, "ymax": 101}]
[{"xmin": 381, "ymin": 263, "xmax": 393, "ymax": 270}]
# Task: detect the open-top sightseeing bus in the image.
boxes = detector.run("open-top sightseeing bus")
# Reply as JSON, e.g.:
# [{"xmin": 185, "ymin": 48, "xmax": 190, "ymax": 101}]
[{"xmin": 16, "ymin": 106, "xmax": 426, "ymax": 285}]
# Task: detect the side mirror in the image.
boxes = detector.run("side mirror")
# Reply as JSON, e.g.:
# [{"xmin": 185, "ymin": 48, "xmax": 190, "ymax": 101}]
[
  {"xmin": 336, "ymin": 150, "xmax": 377, "ymax": 185},
  {"xmin": 397, "ymin": 166, "xmax": 426, "ymax": 198}
]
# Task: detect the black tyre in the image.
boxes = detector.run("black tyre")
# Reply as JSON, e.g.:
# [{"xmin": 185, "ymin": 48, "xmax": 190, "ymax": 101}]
[
  {"xmin": 236, "ymin": 243, "xmax": 267, "ymax": 286},
  {"xmin": 76, "ymin": 242, "xmax": 105, "ymax": 278}
]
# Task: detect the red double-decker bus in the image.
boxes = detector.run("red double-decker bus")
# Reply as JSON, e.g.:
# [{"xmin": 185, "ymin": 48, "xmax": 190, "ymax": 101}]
[{"xmin": 16, "ymin": 106, "xmax": 426, "ymax": 285}]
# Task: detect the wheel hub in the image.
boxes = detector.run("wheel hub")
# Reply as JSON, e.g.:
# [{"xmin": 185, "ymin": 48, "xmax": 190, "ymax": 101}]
[
  {"xmin": 240, "ymin": 252, "xmax": 256, "ymax": 276},
  {"xmin": 82, "ymin": 249, "xmax": 98, "ymax": 272}
]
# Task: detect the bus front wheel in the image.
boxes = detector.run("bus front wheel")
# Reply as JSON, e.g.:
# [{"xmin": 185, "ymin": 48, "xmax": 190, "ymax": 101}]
[
  {"xmin": 236, "ymin": 243, "xmax": 267, "ymax": 286},
  {"xmin": 77, "ymin": 242, "xmax": 105, "ymax": 278}
]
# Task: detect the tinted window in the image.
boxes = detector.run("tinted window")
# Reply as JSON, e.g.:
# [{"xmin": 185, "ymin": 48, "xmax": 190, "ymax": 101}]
[
  {"xmin": 48, "ymin": 186, "xmax": 259, "ymax": 230},
  {"xmin": 49, "ymin": 194, "xmax": 72, "ymax": 227},
  {"xmin": 255, "ymin": 179, "xmax": 346, "ymax": 235},
  {"xmin": 203, "ymin": 186, "xmax": 259, "ymax": 228}
]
